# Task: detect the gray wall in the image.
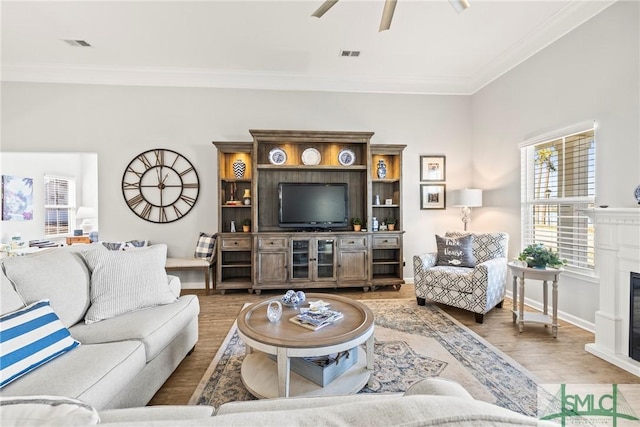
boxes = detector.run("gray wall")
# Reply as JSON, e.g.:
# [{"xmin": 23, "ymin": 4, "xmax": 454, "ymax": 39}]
[{"xmin": 471, "ymin": 1, "xmax": 640, "ymax": 327}]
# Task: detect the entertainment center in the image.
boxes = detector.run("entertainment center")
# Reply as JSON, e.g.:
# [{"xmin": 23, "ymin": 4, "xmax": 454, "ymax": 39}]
[{"xmin": 213, "ymin": 130, "xmax": 405, "ymax": 294}]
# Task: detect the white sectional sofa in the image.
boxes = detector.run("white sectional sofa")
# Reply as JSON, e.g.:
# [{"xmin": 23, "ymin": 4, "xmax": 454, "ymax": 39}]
[
  {"xmin": 0, "ymin": 244, "xmax": 199, "ymax": 410},
  {"xmin": 0, "ymin": 378, "xmax": 554, "ymax": 426}
]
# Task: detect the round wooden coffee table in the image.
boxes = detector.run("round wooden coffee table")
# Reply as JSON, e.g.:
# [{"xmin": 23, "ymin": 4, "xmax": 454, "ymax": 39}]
[{"xmin": 236, "ymin": 293, "xmax": 375, "ymax": 398}]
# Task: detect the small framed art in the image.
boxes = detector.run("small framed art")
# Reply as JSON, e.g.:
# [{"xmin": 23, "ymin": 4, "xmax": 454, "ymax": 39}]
[
  {"xmin": 420, "ymin": 155, "xmax": 446, "ymax": 182},
  {"xmin": 420, "ymin": 184, "xmax": 446, "ymax": 210}
]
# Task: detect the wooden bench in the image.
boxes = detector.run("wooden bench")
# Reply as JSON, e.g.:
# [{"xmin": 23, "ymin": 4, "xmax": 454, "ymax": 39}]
[{"xmin": 165, "ymin": 257, "xmax": 215, "ymax": 295}]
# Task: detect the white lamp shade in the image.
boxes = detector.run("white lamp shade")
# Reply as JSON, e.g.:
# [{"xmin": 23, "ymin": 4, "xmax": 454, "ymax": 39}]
[
  {"xmin": 76, "ymin": 206, "xmax": 97, "ymax": 219},
  {"xmin": 452, "ymin": 189, "xmax": 483, "ymax": 207}
]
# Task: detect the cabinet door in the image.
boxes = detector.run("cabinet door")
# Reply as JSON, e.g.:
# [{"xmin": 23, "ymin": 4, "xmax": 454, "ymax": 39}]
[
  {"xmin": 256, "ymin": 251, "xmax": 288, "ymax": 285},
  {"xmin": 315, "ymin": 239, "xmax": 336, "ymax": 281},
  {"xmin": 337, "ymin": 250, "xmax": 368, "ymax": 282},
  {"xmin": 290, "ymin": 239, "xmax": 310, "ymax": 280}
]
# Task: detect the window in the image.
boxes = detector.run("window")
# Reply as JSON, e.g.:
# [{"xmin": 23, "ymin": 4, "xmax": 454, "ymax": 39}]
[
  {"xmin": 44, "ymin": 175, "xmax": 76, "ymax": 236},
  {"xmin": 520, "ymin": 124, "xmax": 596, "ymax": 273}
]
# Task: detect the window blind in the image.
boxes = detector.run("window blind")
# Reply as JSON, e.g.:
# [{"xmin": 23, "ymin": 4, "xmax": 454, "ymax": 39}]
[
  {"xmin": 521, "ymin": 128, "xmax": 595, "ymax": 272},
  {"xmin": 44, "ymin": 176, "xmax": 75, "ymax": 236}
]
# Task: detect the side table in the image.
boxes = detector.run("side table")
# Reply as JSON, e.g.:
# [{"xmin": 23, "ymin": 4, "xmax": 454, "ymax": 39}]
[
  {"xmin": 66, "ymin": 236, "xmax": 92, "ymax": 245},
  {"xmin": 508, "ymin": 262, "xmax": 563, "ymax": 338}
]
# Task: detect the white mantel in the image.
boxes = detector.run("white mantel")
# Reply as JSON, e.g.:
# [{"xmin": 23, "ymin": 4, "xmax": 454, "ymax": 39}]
[{"xmin": 584, "ymin": 208, "xmax": 640, "ymax": 375}]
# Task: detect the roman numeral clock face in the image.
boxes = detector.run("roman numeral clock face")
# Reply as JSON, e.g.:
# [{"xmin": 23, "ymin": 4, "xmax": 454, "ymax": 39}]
[{"xmin": 122, "ymin": 149, "xmax": 200, "ymax": 223}]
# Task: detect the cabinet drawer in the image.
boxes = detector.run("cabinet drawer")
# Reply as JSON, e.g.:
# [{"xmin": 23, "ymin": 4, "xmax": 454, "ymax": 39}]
[
  {"xmin": 220, "ymin": 237, "xmax": 252, "ymax": 250},
  {"xmin": 372, "ymin": 235, "xmax": 400, "ymax": 248},
  {"xmin": 257, "ymin": 237, "xmax": 288, "ymax": 250},
  {"xmin": 338, "ymin": 236, "xmax": 368, "ymax": 249}
]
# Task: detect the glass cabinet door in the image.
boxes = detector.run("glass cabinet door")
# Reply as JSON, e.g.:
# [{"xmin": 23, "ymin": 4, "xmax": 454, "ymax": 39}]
[
  {"xmin": 316, "ymin": 239, "xmax": 335, "ymax": 279},
  {"xmin": 291, "ymin": 239, "xmax": 309, "ymax": 279}
]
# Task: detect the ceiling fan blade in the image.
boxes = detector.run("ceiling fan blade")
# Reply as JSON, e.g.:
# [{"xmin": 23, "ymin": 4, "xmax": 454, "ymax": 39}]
[
  {"xmin": 379, "ymin": 0, "xmax": 397, "ymax": 32},
  {"xmin": 312, "ymin": 0, "xmax": 339, "ymax": 18},
  {"xmin": 449, "ymin": 0, "xmax": 470, "ymax": 14}
]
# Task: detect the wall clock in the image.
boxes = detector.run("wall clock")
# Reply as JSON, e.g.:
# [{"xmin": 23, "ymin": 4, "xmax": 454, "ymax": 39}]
[{"xmin": 122, "ymin": 149, "xmax": 200, "ymax": 223}]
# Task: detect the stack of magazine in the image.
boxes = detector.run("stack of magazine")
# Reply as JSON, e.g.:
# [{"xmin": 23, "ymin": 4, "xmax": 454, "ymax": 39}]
[{"xmin": 289, "ymin": 307, "xmax": 344, "ymax": 331}]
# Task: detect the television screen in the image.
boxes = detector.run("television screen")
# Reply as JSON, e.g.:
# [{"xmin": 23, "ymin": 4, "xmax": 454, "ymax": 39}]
[{"xmin": 278, "ymin": 183, "xmax": 348, "ymax": 229}]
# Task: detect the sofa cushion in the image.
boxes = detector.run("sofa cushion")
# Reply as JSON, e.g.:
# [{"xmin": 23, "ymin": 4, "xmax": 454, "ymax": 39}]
[
  {"xmin": 69, "ymin": 295, "xmax": 199, "ymax": 362},
  {"xmin": 0, "ymin": 341, "xmax": 146, "ymax": 411},
  {"xmin": 436, "ymin": 234, "xmax": 475, "ymax": 267},
  {"xmin": 82, "ymin": 244, "xmax": 177, "ymax": 324},
  {"xmin": 0, "ymin": 300, "xmax": 80, "ymax": 389},
  {"xmin": 1, "ymin": 272, "xmax": 24, "ymax": 315},
  {"xmin": 0, "ymin": 395, "xmax": 100, "ymax": 426},
  {"xmin": 1, "ymin": 247, "xmax": 93, "ymax": 327}
]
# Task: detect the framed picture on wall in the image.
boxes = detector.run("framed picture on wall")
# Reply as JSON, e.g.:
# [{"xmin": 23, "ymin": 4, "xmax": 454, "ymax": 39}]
[
  {"xmin": 420, "ymin": 155, "xmax": 446, "ymax": 182},
  {"xmin": 420, "ymin": 184, "xmax": 446, "ymax": 210}
]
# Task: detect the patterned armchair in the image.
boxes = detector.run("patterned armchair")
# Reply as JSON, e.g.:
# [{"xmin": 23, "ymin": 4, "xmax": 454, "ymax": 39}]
[{"xmin": 413, "ymin": 232, "xmax": 509, "ymax": 323}]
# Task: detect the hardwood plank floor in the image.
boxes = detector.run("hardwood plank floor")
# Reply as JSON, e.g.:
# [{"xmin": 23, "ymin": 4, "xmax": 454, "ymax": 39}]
[{"xmin": 149, "ymin": 285, "xmax": 640, "ymax": 406}]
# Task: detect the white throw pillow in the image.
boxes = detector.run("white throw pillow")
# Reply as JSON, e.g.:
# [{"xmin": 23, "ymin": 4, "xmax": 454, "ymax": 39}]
[
  {"xmin": 0, "ymin": 300, "xmax": 80, "ymax": 388},
  {"xmin": 82, "ymin": 244, "xmax": 177, "ymax": 324},
  {"xmin": 0, "ymin": 395, "xmax": 99, "ymax": 426}
]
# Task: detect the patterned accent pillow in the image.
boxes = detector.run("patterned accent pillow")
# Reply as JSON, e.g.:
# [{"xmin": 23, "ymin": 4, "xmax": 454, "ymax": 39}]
[
  {"xmin": 435, "ymin": 234, "xmax": 476, "ymax": 268},
  {"xmin": 81, "ymin": 244, "xmax": 177, "ymax": 324},
  {"xmin": 194, "ymin": 232, "xmax": 216, "ymax": 260},
  {"xmin": 0, "ymin": 300, "xmax": 80, "ymax": 389},
  {"xmin": 100, "ymin": 240, "xmax": 148, "ymax": 251},
  {"xmin": 0, "ymin": 395, "xmax": 99, "ymax": 426}
]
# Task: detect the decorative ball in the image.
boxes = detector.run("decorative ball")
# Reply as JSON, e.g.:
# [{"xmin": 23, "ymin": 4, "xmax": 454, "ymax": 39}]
[
  {"xmin": 285, "ymin": 290, "xmax": 296, "ymax": 297},
  {"xmin": 296, "ymin": 291, "xmax": 306, "ymax": 302},
  {"xmin": 281, "ymin": 294, "xmax": 292, "ymax": 305},
  {"xmin": 289, "ymin": 295, "xmax": 300, "ymax": 306}
]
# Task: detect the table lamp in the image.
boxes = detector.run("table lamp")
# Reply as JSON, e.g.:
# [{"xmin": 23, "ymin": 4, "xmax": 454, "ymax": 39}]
[
  {"xmin": 76, "ymin": 206, "xmax": 97, "ymax": 234},
  {"xmin": 451, "ymin": 189, "xmax": 482, "ymax": 231}
]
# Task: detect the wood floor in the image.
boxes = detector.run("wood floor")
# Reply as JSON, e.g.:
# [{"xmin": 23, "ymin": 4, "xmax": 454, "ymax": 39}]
[{"xmin": 149, "ymin": 285, "xmax": 640, "ymax": 406}]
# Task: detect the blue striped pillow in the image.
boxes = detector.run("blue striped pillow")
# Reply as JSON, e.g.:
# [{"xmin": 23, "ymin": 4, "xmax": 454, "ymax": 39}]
[{"xmin": 0, "ymin": 300, "xmax": 80, "ymax": 389}]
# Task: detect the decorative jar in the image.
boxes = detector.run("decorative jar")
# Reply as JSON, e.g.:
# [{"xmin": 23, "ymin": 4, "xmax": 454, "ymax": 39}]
[
  {"xmin": 376, "ymin": 159, "xmax": 387, "ymax": 179},
  {"xmin": 233, "ymin": 159, "xmax": 246, "ymax": 179}
]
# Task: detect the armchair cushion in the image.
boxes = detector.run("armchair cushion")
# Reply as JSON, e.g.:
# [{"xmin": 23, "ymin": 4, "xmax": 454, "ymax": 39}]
[{"xmin": 435, "ymin": 234, "xmax": 475, "ymax": 267}]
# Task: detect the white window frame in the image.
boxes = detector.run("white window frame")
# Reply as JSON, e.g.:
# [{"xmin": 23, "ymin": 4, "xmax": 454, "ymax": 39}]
[
  {"xmin": 519, "ymin": 121, "xmax": 596, "ymax": 278},
  {"xmin": 44, "ymin": 175, "xmax": 76, "ymax": 237}
]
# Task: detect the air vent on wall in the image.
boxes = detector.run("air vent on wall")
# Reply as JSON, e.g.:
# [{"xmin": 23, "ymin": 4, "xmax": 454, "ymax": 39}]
[
  {"xmin": 340, "ymin": 50, "xmax": 360, "ymax": 57},
  {"xmin": 63, "ymin": 39, "xmax": 92, "ymax": 47}
]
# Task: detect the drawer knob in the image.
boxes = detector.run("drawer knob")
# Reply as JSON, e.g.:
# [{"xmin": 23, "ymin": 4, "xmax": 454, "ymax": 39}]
[
  {"xmin": 234, "ymin": 242, "xmax": 238, "ymax": 245},
  {"xmin": 384, "ymin": 239, "xmax": 388, "ymax": 243}
]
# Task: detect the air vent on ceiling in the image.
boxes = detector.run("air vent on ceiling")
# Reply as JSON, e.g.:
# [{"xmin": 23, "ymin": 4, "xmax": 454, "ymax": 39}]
[
  {"xmin": 63, "ymin": 39, "xmax": 92, "ymax": 47},
  {"xmin": 340, "ymin": 50, "xmax": 360, "ymax": 57}
]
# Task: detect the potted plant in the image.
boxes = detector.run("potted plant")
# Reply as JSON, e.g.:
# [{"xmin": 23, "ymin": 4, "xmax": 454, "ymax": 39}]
[
  {"xmin": 518, "ymin": 243, "xmax": 566, "ymax": 269},
  {"xmin": 242, "ymin": 218, "xmax": 251, "ymax": 232},
  {"xmin": 352, "ymin": 217, "xmax": 362, "ymax": 232},
  {"xmin": 386, "ymin": 217, "xmax": 397, "ymax": 231}
]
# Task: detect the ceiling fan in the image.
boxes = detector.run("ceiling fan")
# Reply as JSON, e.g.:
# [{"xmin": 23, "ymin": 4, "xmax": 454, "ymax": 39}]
[{"xmin": 312, "ymin": 0, "xmax": 470, "ymax": 32}]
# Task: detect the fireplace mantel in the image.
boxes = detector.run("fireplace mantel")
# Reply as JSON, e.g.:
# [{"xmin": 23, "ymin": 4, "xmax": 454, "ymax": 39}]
[{"xmin": 584, "ymin": 207, "xmax": 640, "ymax": 375}]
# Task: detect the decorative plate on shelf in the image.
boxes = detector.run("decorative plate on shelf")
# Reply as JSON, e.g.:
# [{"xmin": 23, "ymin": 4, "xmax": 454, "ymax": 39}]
[
  {"xmin": 635, "ymin": 184, "xmax": 640, "ymax": 204},
  {"xmin": 301, "ymin": 148, "xmax": 321, "ymax": 165},
  {"xmin": 268, "ymin": 147, "xmax": 287, "ymax": 165},
  {"xmin": 338, "ymin": 149, "xmax": 356, "ymax": 166}
]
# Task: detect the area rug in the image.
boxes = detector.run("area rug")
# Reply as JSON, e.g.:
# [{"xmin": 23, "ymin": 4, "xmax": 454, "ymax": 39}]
[{"xmin": 189, "ymin": 299, "xmax": 541, "ymax": 416}]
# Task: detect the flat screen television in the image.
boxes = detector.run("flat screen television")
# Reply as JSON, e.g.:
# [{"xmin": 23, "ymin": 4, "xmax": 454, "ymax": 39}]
[{"xmin": 278, "ymin": 183, "xmax": 349, "ymax": 230}]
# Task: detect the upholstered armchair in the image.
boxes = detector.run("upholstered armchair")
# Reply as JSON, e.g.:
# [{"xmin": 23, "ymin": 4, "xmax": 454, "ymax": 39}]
[{"xmin": 413, "ymin": 232, "xmax": 509, "ymax": 323}]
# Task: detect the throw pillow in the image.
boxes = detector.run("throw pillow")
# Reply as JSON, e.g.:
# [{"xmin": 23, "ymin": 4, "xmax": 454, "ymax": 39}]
[
  {"xmin": 194, "ymin": 232, "xmax": 216, "ymax": 260},
  {"xmin": 0, "ymin": 395, "xmax": 99, "ymax": 426},
  {"xmin": 0, "ymin": 300, "xmax": 80, "ymax": 389},
  {"xmin": 81, "ymin": 244, "xmax": 177, "ymax": 324},
  {"xmin": 100, "ymin": 240, "xmax": 148, "ymax": 251},
  {"xmin": 435, "ymin": 234, "xmax": 476, "ymax": 268}
]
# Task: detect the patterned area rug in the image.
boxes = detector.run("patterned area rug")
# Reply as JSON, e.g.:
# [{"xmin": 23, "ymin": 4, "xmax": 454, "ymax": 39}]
[{"xmin": 189, "ymin": 299, "xmax": 541, "ymax": 416}]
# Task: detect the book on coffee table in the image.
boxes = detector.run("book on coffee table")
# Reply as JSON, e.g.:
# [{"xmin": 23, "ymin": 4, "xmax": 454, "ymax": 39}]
[{"xmin": 289, "ymin": 309, "xmax": 344, "ymax": 331}]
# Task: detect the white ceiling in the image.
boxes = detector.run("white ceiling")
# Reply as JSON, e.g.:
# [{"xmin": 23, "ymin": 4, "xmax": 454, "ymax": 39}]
[{"xmin": 1, "ymin": 0, "xmax": 616, "ymax": 95}]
